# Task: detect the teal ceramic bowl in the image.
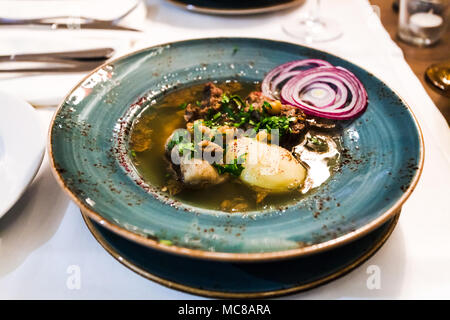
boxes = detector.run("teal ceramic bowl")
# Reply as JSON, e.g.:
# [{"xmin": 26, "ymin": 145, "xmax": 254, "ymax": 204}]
[{"xmin": 49, "ymin": 38, "xmax": 423, "ymax": 261}]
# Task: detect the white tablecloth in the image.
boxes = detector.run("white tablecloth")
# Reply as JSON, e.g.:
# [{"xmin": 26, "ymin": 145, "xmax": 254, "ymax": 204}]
[{"xmin": 0, "ymin": 0, "xmax": 449, "ymax": 299}]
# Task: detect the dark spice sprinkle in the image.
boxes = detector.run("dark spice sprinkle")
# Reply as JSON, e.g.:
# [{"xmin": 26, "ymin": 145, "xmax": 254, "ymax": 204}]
[{"xmin": 56, "ymin": 167, "xmax": 67, "ymax": 174}]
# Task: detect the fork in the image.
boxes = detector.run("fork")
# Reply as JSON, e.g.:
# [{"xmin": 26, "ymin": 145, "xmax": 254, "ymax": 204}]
[{"xmin": 0, "ymin": 0, "xmax": 141, "ymax": 32}]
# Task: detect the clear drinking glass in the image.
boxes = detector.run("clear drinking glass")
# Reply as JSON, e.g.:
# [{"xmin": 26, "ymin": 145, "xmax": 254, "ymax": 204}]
[
  {"xmin": 282, "ymin": 0, "xmax": 342, "ymax": 42},
  {"xmin": 398, "ymin": 0, "xmax": 449, "ymax": 46}
]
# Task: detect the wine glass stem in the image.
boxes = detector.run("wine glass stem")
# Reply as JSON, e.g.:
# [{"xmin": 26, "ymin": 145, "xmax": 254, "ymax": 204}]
[
  {"xmin": 282, "ymin": 0, "xmax": 341, "ymax": 42},
  {"xmin": 307, "ymin": 0, "xmax": 321, "ymax": 22}
]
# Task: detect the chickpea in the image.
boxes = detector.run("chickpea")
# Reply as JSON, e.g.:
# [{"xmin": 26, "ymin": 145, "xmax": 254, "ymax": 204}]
[{"xmin": 267, "ymin": 100, "xmax": 282, "ymax": 115}]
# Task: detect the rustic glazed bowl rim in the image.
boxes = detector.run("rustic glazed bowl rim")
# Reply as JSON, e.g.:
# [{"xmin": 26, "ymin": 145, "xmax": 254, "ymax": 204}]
[{"xmin": 48, "ymin": 37, "xmax": 424, "ymax": 262}]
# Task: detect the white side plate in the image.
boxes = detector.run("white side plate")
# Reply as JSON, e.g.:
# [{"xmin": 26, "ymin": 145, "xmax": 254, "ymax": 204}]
[{"xmin": 0, "ymin": 91, "xmax": 45, "ymax": 218}]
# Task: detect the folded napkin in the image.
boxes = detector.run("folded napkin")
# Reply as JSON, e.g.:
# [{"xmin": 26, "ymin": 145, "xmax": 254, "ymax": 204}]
[{"xmin": 0, "ymin": 0, "xmax": 147, "ymax": 106}]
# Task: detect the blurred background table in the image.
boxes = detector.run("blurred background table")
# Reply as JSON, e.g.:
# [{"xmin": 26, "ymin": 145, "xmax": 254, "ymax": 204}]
[{"xmin": 370, "ymin": 0, "xmax": 450, "ymax": 124}]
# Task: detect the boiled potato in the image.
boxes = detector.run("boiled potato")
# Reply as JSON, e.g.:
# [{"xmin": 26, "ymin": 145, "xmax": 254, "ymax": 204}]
[{"xmin": 226, "ymin": 137, "xmax": 306, "ymax": 193}]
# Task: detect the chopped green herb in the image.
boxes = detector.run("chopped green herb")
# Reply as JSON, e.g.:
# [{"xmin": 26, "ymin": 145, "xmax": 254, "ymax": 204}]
[
  {"xmin": 230, "ymin": 95, "xmax": 244, "ymax": 108},
  {"xmin": 159, "ymin": 239, "xmax": 173, "ymax": 246},
  {"xmin": 232, "ymin": 46, "xmax": 239, "ymax": 55},
  {"xmin": 177, "ymin": 142, "xmax": 195, "ymax": 156},
  {"xmin": 167, "ymin": 131, "xmax": 187, "ymax": 150},
  {"xmin": 130, "ymin": 150, "xmax": 136, "ymax": 157},
  {"xmin": 263, "ymin": 101, "xmax": 272, "ymax": 109},
  {"xmin": 166, "ymin": 130, "xmax": 195, "ymax": 156},
  {"xmin": 260, "ymin": 115, "xmax": 291, "ymax": 135},
  {"xmin": 212, "ymin": 111, "xmax": 222, "ymax": 120},
  {"xmin": 181, "ymin": 93, "xmax": 298, "ymax": 136},
  {"xmin": 306, "ymin": 135, "xmax": 329, "ymax": 152},
  {"xmin": 213, "ymin": 153, "xmax": 246, "ymax": 177},
  {"xmin": 167, "ymin": 138, "xmax": 179, "ymax": 151},
  {"xmin": 221, "ymin": 94, "xmax": 230, "ymax": 104},
  {"xmin": 221, "ymin": 104, "xmax": 235, "ymax": 117},
  {"xmin": 178, "ymin": 102, "xmax": 188, "ymax": 110}
]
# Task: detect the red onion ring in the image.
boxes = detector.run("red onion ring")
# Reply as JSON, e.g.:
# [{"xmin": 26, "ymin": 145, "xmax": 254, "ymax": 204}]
[
  {"xmin": 280, "ymin": 66, "xmax": 368, "ymax": 120},
  {"xmin": 261, "ymin": 59, "xmax": 332, "ymax": 100}
]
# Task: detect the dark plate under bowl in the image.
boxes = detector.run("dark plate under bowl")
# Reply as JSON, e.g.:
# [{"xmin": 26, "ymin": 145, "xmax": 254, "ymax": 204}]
[
  {"xmin": 165, "ymin": 0, "xmax": 305, "ymax": 15},
  {"xmin": 82, "ymin": 210, "xmax": 400, "ymax": 298}
]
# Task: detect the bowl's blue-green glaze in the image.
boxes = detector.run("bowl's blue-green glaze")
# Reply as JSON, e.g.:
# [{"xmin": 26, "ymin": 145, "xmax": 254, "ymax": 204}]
[{"xmin": 49, "ymin": 38, "xmax": 423, "ymax": 261}]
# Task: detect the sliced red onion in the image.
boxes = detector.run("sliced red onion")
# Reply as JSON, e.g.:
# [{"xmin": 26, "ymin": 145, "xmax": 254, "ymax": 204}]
[
  {"xmin": 261, "ymin": 59, "xmax": 332, "ymax": 100},
  {"xmin": 280, "ymin": 66, "xmax": 368, "ymax": 120},
  {"xmin": 300, "ymin": 82, "xmax": 336, "ymax": 108}
]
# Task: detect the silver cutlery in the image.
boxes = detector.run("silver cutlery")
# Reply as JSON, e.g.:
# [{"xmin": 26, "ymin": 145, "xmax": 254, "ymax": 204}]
[
  {"xmin": 0, "ymin": 62, "xmax": 107, "ymax": 73},
  {"xmin": 0, "ymin": 1, "xmax": 141, "ymax": 32},
  {"xmin": 0, "ymin": 48, "xmax": 115, "ymax": 73},
  {"xmin": 0, "ymin": 47, "xmax": 115, "ymax": 62}
]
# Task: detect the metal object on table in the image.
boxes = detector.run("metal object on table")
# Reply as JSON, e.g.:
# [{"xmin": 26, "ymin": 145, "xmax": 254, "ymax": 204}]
[
  {"xmin": 0, "ymin": 47, "xmax": 115, "ymax": 73},
  {"xmin": 425, "ymin": 61, "xmax": 450, "ymax": 97},
  {"xmin": 398, "ymin": 0, "xmax": 449, "ymax": 46},
  {"xmin": 0, "ymin": 63, "xmax": 108, "ymax": 74},
  {"xmin": 0, "ymin": 47, "xmax": 114, "ymax": 62},
  {"xmin": 0, "ymin": 0, "xmax": 141, "ymax": 32}
]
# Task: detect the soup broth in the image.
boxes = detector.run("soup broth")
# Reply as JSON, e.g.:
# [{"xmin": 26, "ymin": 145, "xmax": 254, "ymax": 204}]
[{"xmin": 128, "ymin": 81, "xmax": 340, "ymax": 212}]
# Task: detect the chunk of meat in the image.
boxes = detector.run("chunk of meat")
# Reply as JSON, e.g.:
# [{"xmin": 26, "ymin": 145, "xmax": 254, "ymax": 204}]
[
  {"xmin": 184, "ymin": 103, "xmax": 200, "ymax": 122},
  {"xmin": 164, "ymin": 128, "xmax": 191, "ymax": 155},
  {"xmin": 201, "ymin": 82, "xmax": 223, "ymax": 110},
  {"xmin": 186, "ymin": 120, "xmax": 213, "ymax": 140},
  {"xmin": 244, "ymin": 91, "xmax": 273, "ymax": 112},
  {"xmin": 276, "ymin": 104, "xmax": 307, "ymax": 148},
  {"xmin": 198, "ymin": 140, "xmax": 224, "ymax": 160},
  {"xmin": 220, "ymin": 197, "xmax": 249, "ymax": 212},
  {"xmin": 179, "ymin": 159, "xmax": 227, "ymax": 188},
  {"xmin": 280, "ymin": 104, "xmax": 307, "ymax": 135},
  {"xmin": 161, "ymin": 178, "xmax": 183, "ymax": 196},
  {"xmin": 246, "ymin": 91, "xmax": 307, "ymax": 136},
  {"xmin": 184, "ymin": 82, "xmax": 223, "ymax": 122},
  {"xmin": 305, "ymin": 117, "xmax": 337, "ymax": 130},
  {"xmin": 279, "ymin": 104, "xmax": 336, "ymax": 131},
  {"xmin": 164, "ymin": 130, "xmax": 227, "ymax": 188}
]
